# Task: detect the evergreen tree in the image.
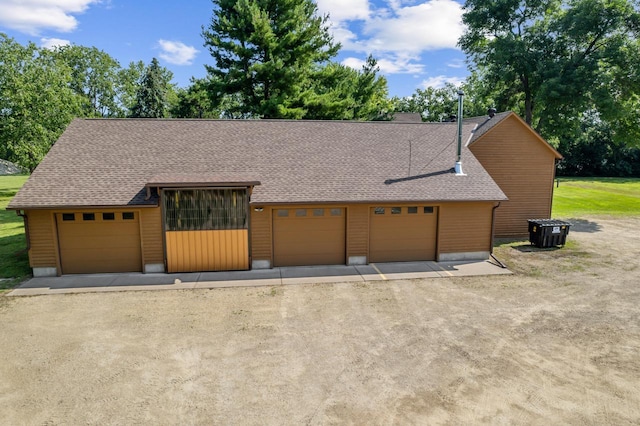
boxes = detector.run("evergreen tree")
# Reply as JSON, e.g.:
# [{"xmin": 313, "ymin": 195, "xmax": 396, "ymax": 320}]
[
  {"xmin": 302, "ymin": 56, "xmax": 391, "ymax": 120},
  {"xmin": 130, "ymin": 58, "xmax": 173, "ymax": 118},
  {"xmin": 202, "ymin": 0, "xmax": 339, "ymax": 118}
]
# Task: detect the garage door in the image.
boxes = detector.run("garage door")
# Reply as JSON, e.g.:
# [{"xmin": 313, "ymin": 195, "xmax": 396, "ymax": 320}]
[
  {"xmin": 273, "ymin": 208, "xmax": 346, "ymax": 266},
  {"xmin": 369, "ymin": 206, "xmax": 437, "ymax": 262},
  {"xmin": 56, "ymin": 211, "xmax": 142, "ymax": 274}
]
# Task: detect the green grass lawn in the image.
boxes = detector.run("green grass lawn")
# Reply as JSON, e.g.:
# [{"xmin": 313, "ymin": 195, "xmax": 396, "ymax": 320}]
[
  {"xmin": 0, "ymin": 175, "xmax": 30, "ymax": 289},
  {"xmin": 552, "ymin": 177, "xmax": 640, "ymax": 218}
]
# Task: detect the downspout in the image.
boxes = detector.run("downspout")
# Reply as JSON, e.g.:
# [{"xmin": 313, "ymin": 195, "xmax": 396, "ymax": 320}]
[
  {"xmin": 490, "ymin": 202, "xmax": 507, "ymax": 268},
  {"xmin": 16, "ymin": 210, "xmax": 31, "ymax": 251}
]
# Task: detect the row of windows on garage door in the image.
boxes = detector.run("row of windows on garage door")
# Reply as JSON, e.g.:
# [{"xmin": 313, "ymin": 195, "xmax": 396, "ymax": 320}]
[
  {"xmin": 273, "ymin": 206, "xmax": 437, "ymax": 266},
  {"xmin": 53, "ymin": 206, "xmax": 438, "ymax": 274}
]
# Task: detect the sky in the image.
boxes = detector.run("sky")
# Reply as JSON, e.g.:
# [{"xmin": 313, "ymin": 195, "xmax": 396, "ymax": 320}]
[{"xmin": 0, "ymin": 0, "xmax": 470, "ymax": 98}]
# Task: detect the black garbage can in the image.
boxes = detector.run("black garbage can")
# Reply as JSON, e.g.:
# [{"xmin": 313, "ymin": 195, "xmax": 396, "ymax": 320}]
[{"xmin": 527, "ymin": 219, "xmax": 571, "ymax": 248}]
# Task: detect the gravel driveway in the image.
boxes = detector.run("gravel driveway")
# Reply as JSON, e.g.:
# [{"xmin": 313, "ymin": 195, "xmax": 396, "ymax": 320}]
[{"xmin": 1, "ymin": 216, "xmax": 639, "ymax": 424}]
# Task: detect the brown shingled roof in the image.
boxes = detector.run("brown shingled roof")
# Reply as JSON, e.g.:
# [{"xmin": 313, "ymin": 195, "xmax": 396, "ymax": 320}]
[
  {"xmin": 466, "ymin": 111, "xmax": 512, "ymax": 143},
  {"xmin": 8, "ymin": 118, "xmax": 507, "ymax": 209}
]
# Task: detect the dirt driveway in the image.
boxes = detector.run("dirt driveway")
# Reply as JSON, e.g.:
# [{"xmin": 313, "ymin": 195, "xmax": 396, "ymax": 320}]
[{"xmin": 1, "ymin": 216, "xmax": 639, "ymax": 425}]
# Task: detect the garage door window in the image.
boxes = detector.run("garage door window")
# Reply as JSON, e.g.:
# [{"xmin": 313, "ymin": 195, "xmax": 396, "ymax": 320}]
[
  {"xmin": 102, "ymin": 212, "xmax": 115, "ymax": 221},
  {"xmin": 276, "ymin": 209, "xmax": 288, "ymax": 217},
  {"xmin": 391, "ymin": 207, "xmax": 402, "ymax": 214},
  {"xmin": 374, "ymin": 207, "xmax": 385, "ymax": 215},
  {"xmin": 424, "ymin": 207, "xmax": 434, "ymax": 214},
  {"xmin": 313, "ymin": 209, "xmax": 324, "ymax": 216},
  {"xmin": 62, "ymin": 213, "xmax": 75, "ymax": 221},
  {"xmin": 296, "ymin": 209, "xmax": 307, "ymax": 217},
  {"xmin": 408, "ymin": 207, "xmax": 418, "ymax": 214},
  {"xmin": 83, "ymin": 213, "xmax": 95, "ymax": 221}
]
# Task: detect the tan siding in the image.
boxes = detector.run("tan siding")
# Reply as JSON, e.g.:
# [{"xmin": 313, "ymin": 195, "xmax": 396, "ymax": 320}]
[
  {"xmin": 251, "ymin": 208, "xmax": 272, "ymax": 262},
  {"xmin": 470, "ymin": 114, "xmax": 557, "ymax": 237},
  {"xmin": 25, "ymin": 210, "xmax": 57, "ymax": 268},
  {"xmin": 140, "ymin": 207, "xmax": 163, "ymax": 264},
  {"xmin": 438, "ymin": 202, "xmax": 493, "ymax": 254},
  {"xmin": 166, "ymin": 230, "xmax": 248, "ymax": 272},
  {"xmin": 347, "ymin": 205, "xmax": 368, "ymax": 258}
]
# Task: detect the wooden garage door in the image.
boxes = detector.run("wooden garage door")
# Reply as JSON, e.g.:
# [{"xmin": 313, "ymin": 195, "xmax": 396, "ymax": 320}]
[
  {"xmin": 369, "ymin": 206, "xmax": 438, "ymax": 262},
  {"xmin": 273, "ymin": 208, "xmax": 346, "ymax": 266},
  {"xmin": 56, "ymin": 211, "xmax": 142, "ymax": 274}
]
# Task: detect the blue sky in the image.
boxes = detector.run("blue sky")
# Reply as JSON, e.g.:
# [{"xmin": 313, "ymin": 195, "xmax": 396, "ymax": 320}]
[{"xmin": 0, "ymin": 0, "xmax": 470, "ymax": 98}]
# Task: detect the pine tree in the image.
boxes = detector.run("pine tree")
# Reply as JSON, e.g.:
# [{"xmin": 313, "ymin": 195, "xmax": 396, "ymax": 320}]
[
  {"xmin": 202, "ymin": 0, "xmax": 340, "ymax": 118},
  {"xmin": 130, "ymin": 58, "xmax": 172, "ymax": 118}
]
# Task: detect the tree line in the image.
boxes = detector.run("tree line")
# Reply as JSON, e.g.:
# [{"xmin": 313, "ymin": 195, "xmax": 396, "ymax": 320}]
[{"xmin": 2, "ymin": 0, "xmax": 640, "ymax": 176}]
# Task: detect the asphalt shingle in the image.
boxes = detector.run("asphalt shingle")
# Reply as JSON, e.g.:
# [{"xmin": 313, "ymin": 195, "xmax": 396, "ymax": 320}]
[{"xmin": 8, "ymin": 119, "xmax": 507, "ymax": 209}]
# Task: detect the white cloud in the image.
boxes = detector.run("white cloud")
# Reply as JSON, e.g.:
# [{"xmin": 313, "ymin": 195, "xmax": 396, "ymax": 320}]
[
  {"xmin": 0, "ymin": 0, "xmax": 100, "ymax": 35},
  {"xmin": 320, "ymin": 0, "xmax": 465, "ymax": 75},
  {"xmin": 342, "ymin": 57, "xmax": 366, "ymax": 70},
  {"xmin": 447, "ymin": 58, "xmax": 465, "ymax": 69},
  {"xmin": 421, "ymin": 75, "xmax": 464, "ymax": 89},
  {"xmin": 316, "ymin": 0, "xmax": 370, "ymax": 22},
  {"xmin": 363, "ymin": 0, "xmax": 464, "ymax": 53},
  {"xmin": 40, "ymin": 37, "xmax": 71, "ymax": 49},
  {"xmin": 157, "ymin": 40, "xmax": 198, "ymax": 66},
  {"xmin": 342, "ymin": 54, "xmax": 424, "ymax": 74}
]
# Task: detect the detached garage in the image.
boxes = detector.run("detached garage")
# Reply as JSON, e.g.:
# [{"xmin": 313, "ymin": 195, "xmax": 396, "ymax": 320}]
[{"xmin": 6, "ymin": 114, "xmax": 558, "ymax": 277}]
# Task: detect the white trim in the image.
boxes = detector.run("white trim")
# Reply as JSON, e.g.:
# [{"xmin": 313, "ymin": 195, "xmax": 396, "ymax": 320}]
[
  {"xmin": 144, "ymin": 263, "xmax": 165, "ymax": 273},
  {"xmin": 438, "ymin": 251, "xmax": 490, "ymax": 261},
  {"xmin": 252, "ymin": 260, "xmax": 271, "ymax": 269},
  {"xmin": 348, "ymin": 256, "xmax": 367, "ymax": 265},
  {"xmin": 33, "ymin": 267, "xmax": 57, "ymax": 277}
]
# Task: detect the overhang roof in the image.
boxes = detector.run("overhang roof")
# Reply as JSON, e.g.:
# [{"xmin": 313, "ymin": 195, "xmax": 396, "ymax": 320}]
[
  {"xmin": 146, "ymin": 173, "xmax": 261, "ymax": 188},
  {"xmin": 8, "ymin": 118, "xmax": 507, "ymax": 209}
]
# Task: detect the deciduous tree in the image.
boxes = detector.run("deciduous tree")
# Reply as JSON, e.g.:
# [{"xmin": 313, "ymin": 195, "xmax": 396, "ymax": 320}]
[
  {"xmin": 0, "ymin": 34, "xmax": 81, "ymax": 171},
  {"xmin": 459, "ymin": 0, "xmax": 640, "ymax": 142}
]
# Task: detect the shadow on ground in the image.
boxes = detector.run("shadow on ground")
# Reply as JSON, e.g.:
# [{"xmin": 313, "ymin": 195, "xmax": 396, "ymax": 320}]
[{"xmin": 563, "ymin": 218, "xmax": 601, "ymax": 233}]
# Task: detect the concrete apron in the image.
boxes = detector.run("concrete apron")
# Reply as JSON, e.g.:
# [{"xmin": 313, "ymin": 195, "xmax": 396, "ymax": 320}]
[{"xmin": 8, "ymin": 260, "xmax": 511, "ymax": 297}]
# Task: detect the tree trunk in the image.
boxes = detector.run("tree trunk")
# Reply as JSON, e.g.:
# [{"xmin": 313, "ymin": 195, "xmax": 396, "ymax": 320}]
[{"xmin": 522, "ymin": 76, "xmax": 533, "ymax": 125}]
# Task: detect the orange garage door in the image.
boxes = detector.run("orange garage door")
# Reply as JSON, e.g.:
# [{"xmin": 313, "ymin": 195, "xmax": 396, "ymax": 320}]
[
  {"xmin": 369, "ymin": 206, "xmax": 438, "ymax": 262},
  {"xmin": 56, "ymin": 211, "xmax": 142, "ymax": 274},
  {"xmin": 273, "ymin": 208, "xmax": 346, "ymax": 266}
]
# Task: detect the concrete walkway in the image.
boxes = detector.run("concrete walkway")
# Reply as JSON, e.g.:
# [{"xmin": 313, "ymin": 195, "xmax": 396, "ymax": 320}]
[{"xmin": 8, "ymin": 260, "xmax": 511, "ymax": 296}]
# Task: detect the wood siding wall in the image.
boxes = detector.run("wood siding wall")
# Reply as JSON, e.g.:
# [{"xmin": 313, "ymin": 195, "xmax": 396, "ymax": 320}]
[
  {"xmin": 470, "ymin": 115, "xmax": 558, "ymax": 237},
  {"xmin": 140, "ymin": 207, "xmax": 163, "ymax": 265},
  {"xmin": 25, "ymin": 207, "xmax": 161, "ymax": 273},
  {"xmin": 165, "ymin": 230, "xmax": 248, "ymax": 272},
  {"xmin": 437, "ymin": 202, "xmax": 494, "ymax": 254},
  {"xmin": 25, "ymin": 210, "xmax": 57, "ymax": 268},
  {"xmin": 347, "ymin": 205, "xmax": 369, "ymax": 259},
  {"xmin": 251, "ymin": 208, "xmax": 272, "ymax": 263},
  {"xmin": 25, "ymin": 201, "xmax": 495, "ymax": 273},
  {"xmin": 249, "ymin": 202, "xmax": 493, "ymax": 266}
]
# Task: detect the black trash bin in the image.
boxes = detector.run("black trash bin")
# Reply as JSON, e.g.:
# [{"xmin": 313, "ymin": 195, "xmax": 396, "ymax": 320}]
[{"xmin": 527, "ymin": 219, "xmax": 571, "ymax": 248}]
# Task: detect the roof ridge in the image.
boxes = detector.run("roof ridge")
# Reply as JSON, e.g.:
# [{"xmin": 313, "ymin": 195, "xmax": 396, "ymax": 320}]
[{"xmin": 80, "ymin": 117, "xmax": 470, "ymax": 125}]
